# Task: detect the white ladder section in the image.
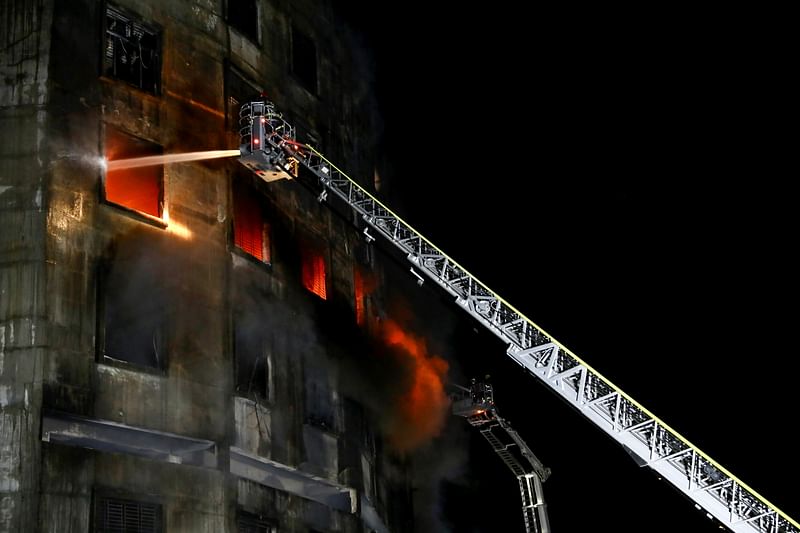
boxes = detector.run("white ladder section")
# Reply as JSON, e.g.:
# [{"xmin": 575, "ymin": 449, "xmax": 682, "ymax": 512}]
[{"xmin": 238, "ymin": 101, "xmax": 798, "ymax": 533}]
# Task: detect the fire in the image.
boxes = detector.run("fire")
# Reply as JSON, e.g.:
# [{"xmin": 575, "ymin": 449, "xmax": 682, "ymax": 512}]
[{"xmin": 381, "ymin": 319, "xmax": 450, "ymax": 452}]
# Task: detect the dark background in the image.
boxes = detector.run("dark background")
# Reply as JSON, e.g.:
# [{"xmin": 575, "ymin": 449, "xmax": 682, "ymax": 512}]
[{"xmin": 338, "ymin": 5, "xmax": 794, "ymax": 532}]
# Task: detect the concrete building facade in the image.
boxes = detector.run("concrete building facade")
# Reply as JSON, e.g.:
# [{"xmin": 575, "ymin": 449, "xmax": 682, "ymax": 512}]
[{"xmin": 1, "ymin": 0, "xmax": 411, "ymax": 531}]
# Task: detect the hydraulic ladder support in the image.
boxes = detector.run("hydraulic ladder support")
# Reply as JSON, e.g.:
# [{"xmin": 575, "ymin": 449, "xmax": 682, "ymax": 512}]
[{"xmin": 453, "ymin": 382, "xmax": 551, "ymax": 533}]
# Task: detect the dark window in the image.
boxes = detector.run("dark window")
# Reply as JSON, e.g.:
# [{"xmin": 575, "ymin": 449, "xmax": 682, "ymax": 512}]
[
  {"xmin": 104, "ymin": 126, "xmax": 163, "ymax": 219},
  {"xmin": 103, "ymin": 5, "xmax": 160, "ymax": 94},
  {"xmin": 98, "ymin": 236, "xmax": 167, "ymax": 370},
  {"xmin": 225, "ymin": 66, "xmax": 261, "ymax": 133},
  {"xmin": 301, "ymin": 244, "xmax": 327, "ymax": 300},
  {"xmin": 354, "ymin": 240, "xmax": 372, "ymax": 266},
  {"xmin": 95, "ymin": 495, "xmax": 162, "ymax": 533},
  {"xmin": 289, "ymin": 114, "xmax": 321, "ymax": 151},
  {"xmin": 233, "ymin": 182, "xmax": 271, "ymax": 263},
  {"xmin": 234, "ymin": 317, "xmax": 270, "ymax": 402},
  {"xmin": 227, "ymin": 0, "xmax": 259, "ymax": 43},
  {"xmin": 305, "ymin": 360, "xmax": 334, "ymax": 430},
  {"xmin": 237, "ymin": 511, "xmax": 275, "ymax": 533},
  {"xmin": 291, "ymin": 25, "xmax": 317, "ymax": 93}
]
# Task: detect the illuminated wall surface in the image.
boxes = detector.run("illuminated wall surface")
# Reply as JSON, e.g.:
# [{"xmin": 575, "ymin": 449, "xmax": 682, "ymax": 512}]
[{"xmin": 0, "ymin": 1, "xmax": 412, "ymax": 531}]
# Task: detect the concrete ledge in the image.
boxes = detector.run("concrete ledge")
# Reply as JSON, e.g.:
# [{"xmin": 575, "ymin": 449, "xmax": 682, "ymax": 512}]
[
  {"xmin": 230, "ymin": 446, "xmax": 356, "ymax": 514},
  {"xmin": 41, "ymin": 411, "xmax": 217, "ymax": 468}
]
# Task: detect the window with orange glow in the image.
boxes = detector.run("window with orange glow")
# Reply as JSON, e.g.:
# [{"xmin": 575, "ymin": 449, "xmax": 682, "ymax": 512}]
[
  {"xmin": 302, "ymin": 246, "xmax": 327, "ymax": 300},
  {"xmin": 104, "ymin": 126, "xmax": 163, "ymax": 218},
  {"xmin": 233, "ymin": 184, "xmax": 270, "ymax": 263},
  {"xmin": 354, "ymin": 267, "xmax": 365, "ymax": 326}
]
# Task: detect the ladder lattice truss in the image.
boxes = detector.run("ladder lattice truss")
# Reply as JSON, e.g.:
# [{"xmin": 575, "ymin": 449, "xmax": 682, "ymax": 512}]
[{"xmin": 238, "ymin": 101, "xmax": 798, "ymax": 533}]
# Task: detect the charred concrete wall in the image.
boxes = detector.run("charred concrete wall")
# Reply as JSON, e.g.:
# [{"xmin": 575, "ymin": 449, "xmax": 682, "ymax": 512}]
[
  {"xmin": 1, "ymin": 0, "xmax": 407, "ymax": 531},
  {"xmin": 0, "ymin": 0, "xmax": 54, "ymax": 530}
]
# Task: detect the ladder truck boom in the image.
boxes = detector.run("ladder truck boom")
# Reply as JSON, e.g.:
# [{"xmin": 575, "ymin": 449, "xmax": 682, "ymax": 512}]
[
  {"xmin": 238, "ymin": 100, "xmax": 798, "ymax": 533},
  {"xmin": 453, "ymin": 381, "xmax": 551, "ymax": 532}
]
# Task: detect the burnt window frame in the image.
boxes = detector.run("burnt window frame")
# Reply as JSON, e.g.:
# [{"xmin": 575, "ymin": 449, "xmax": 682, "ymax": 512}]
[
  {"xmin": 225, "ymin": 63, "xmax": 263, "ymax": 135},
  {"xmin": 95, "ymin": 254, "xmax": 168, "ymax": 375},
  {"xmin": 353, "ymin": 241, "xmax": 373, "ymax": 325},
  {"xmin": 303, "ymin": 359, "xmax": 336, "ymax": 431},
  {"xmin": 233, "ymin": 316, "xmax": 273, "ymax": 404},
  {"xmin": 93, "ymin": 491, "xmax": 163, "ymax": 533},
  {"xmin": 101, "ymin": 123, "xmax": 166, "ymax": 227},
  {"xmin": 236, "ymin": 509, "xmax": 276, "ymax": 533},
  {"xmin": 290, "ymin": 24, "xmax": 318, "ymax": 95},
  {"xmin": 285, "ymin": 112, "xmax": 322, "ymax": 151},
  {"xmin": 231, "ymin": 175, "xmax": 273, "ymax": 267},
  {"xmin": 101, "ymin": 2, "xmax": 162, "ymax": 95},
  {"xmin": 226, "ymin": 0, "xmax": 261, "ymax": 45}
]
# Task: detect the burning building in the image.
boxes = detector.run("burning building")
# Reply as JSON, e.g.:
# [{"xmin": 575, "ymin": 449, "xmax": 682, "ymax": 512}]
[{"xmin": 0, "ymin": 0, "xmax": 438, "ymax": 531}]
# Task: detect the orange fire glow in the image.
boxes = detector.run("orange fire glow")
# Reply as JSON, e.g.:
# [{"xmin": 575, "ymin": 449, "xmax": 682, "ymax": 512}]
[{"xmin": 382, "ymin": 319, "xmax": 450, "ymax": 452}]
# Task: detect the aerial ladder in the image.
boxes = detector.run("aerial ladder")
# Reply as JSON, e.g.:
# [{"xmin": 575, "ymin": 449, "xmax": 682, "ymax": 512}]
[
  {"xmin": 452, "ymin": 379, "xmax": 551, "ymax": 533},
  {"xmin": 238, "ymin": 100, "xmax": 799, "ymax": 533}
]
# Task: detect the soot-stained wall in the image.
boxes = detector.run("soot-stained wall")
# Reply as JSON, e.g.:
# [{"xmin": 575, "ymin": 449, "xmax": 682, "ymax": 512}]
[{"xmin": 0, "ymin": 0, "xmax": 412, "ymax": 531}]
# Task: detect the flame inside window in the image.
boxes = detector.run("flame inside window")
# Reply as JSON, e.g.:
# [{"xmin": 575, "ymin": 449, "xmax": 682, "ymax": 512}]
[
  {"xmin": 302, "ymin": 248, "xmax": 327, "ymax": 300},
  {"xmin": 233, "ymin": 185, "xmax": 270, "ymax": 263},
  {"xmin": 104, "ymin": 126, "xmax": 163, "ymax": 218}
]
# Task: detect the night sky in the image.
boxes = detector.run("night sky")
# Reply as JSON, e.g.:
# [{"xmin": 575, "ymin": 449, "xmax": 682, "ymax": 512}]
[{"xmin": 337, "ymin": 5, "xmax": 794, "ymax": 532}]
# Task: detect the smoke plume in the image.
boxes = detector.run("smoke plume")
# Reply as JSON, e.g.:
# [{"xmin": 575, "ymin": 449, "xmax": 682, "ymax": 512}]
[{"xmin": 380, "ymin": 319, "xmax": 450, "ymax": 452}]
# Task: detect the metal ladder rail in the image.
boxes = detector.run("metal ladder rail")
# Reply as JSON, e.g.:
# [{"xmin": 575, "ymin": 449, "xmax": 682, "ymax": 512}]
[
  {"xmin": 240, "ymin": 102, "xmax": 798, "ymax": 533},
  {"xmin": 479, "ymin": 422, "xmax": 528, "ymax": 478},
  {"xmin": 518, "ymin": 473, "xmax": 549, "ymax": 533},
  {"xmin": 494, "ymin": 416, "xmax": 550, "ymax": 483}
]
